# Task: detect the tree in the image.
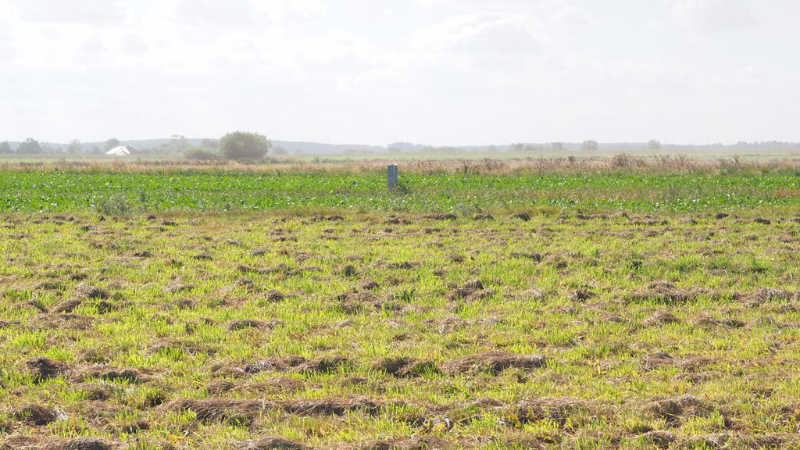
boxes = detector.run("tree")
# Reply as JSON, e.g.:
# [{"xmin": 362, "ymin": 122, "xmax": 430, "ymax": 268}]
[
  {"xmin": 17, "ymin": 138, "xmax": 42, "ymax": 154},
  {"xmin": 582, "ymin": 140, "xmax": 599, "ymax": 151},
  {"xmin": 0, "ymin": 141, "xmax": 12, "ymax": 153},
  {"xmin": 67, "ymin": 139, "xmax": 82, "ymax": 154},
  {"xmin": 551, "ymin": 142, "xmax": 564, "ymax": 152},
  {"xmin": 220, "ymin": 131, "xmax": 271, "ymax": 160},
  {"xmin": 105, "ymin": 138, "xmax": 121, "ymax": 151},
  {"xmin": 647, "ymin": 139, "xmax": 662, "ymax": 151}
]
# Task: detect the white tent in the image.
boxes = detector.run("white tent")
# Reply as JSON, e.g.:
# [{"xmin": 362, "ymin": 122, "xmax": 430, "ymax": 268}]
[{"xmin": 106, "ymin": 146, "xmax": 134, "ymax": 156}]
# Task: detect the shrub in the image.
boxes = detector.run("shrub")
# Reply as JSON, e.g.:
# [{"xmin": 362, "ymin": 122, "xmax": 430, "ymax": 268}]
[
  {"xmin": 220, "ymin": 131, "xmax": 271, "ymax": 161},
  {"xmin": 184, "ymin": 147, "xmax": 220, "ymax": 161}
]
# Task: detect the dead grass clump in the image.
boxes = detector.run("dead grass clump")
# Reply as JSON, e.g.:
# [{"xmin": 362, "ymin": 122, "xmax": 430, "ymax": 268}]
[
  {"xmin": 243, "ymin": 356, "xmax": 349, "ymax": 375},
  {"xmin": 26, "ymin": 357, "xmax": 70, "ymax": 383},
  {"xmin": 34, "ymin": 314, "xmax": 94, "ymax": 331},
  {"xmin": 76, "ymin": 286, "xmax": 109, "ymax": 300},
  {"xmin": 281, "ymin": 396, "xmax": 381, "ymax": 416},
  {"xmin": 627, "ymin": 281, "xmax": 697, "ymax": 304},
  {"xmin": 511, "ymin": 212, "xmax": 531, "ymax": 221},
  {"xmin": 12, "ymin": 405, "xmax": 59, "ymax": 426},
  {"xmin": 644, "ymin": 311, "xmax": 680, "ymax": 326},
  {"xmin": 80, "ymin": 366, "xmax": 145, "ymax": 383},
  {"xmin": 641, "ymin": 352, "xmax": 717, "ymax": 372},
  {"xmin": 227, "ymin": 319, "xmax": 274, "ymax": 331},
  {"xmin": 50, "ymin": 298, "xmax": 81, "ymax": 314},
  {"xmin": 248, "ymin": 377, "xmax": 305, "ymax": 393},
  {"xmin": 446, "ymin": 279, "xmax": 486, "ymax": 301},
  {"xmin": 510, "ymin": 252, "xmax": 542, "ymax": 261},
  {"xmin": 640, "ymin": 431, "xmax": 676, "ymax": 449},
  {"xmin": 264, "ymin": 290, "xmax": 286, "ymax": 302},
  {"xmin": 509, "ymin": 397, "xmax": 585, "ymax": 426},
  {"xmin": 360, "ymin": 280, "xmax": 380, "ymax": 291},
  {"xmin": 240, "ymin": 436, "xmax": 312, "ymax": 450},
  {"xmin": 423, "ymin": 214, "xmax": 457, "ymax": 221},
  {"xmin": 644, "ymin": 395, "xmax": 714, "ymax": 425},
  {"xmin": 442, "ymin": 352, "xmax": 547, "ymax": 375},
  {"xmin": 163, "ymin": 398, "xmax": 274, "ymax": 425},
  {"xmin": 357, "ymin": 436, "xmax": 450, "ymax": 450},
  {"xmin": 42, "ymin": 439, "xmax": 113, "ymax": 450},
  {"xmin": 374, "ymin": 357, "xmax": 438, "ymax": 378},
  {"xmin": 751, "ymin": 288, "xmax": 791, "ymax": 304},
  {"xmin": 693, "ymin": 315, "xmax": 746, "ymax": 328},
  {"xmin": 473, "ymin": 213, "xmax": 494, "ymax": 221},
  {"xmin": 74, "ymin": 383, "xmax": 113, "ymax": 401}
]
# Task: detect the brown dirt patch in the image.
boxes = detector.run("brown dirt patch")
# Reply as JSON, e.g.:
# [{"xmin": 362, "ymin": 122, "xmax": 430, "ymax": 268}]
[{"xmin": 442, "ymin": 352, "xmax": 547, "ymax": 375}]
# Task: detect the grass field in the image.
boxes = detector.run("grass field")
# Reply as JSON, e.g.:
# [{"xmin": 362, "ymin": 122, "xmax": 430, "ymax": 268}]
[{"xmin": 2, "ymin": 162, "xmax": 800, "ymax": 449}]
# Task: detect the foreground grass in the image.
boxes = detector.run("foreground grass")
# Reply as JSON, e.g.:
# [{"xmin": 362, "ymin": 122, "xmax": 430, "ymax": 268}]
[{"xmin": 1, "ymin": 210, "xmax": 799, "ymax": 449}]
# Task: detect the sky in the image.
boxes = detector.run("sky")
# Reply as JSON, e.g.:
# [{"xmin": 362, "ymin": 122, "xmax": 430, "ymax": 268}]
[{"xmin": 0, "ymin": 0, "xmax": 798, "ymax": 146}]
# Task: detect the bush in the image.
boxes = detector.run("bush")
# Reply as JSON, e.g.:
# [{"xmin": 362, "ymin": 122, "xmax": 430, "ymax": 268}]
[
  {"xmin": 220, "ymin": 131, "xmax": 271, "ymax": 161},
  {"xmin": 95, "ymin": 195, "xmax": 133, "ymax": 216},
  {"xmin": 184, "ymin": 147, "xmax": 220, "ymax": 161}
]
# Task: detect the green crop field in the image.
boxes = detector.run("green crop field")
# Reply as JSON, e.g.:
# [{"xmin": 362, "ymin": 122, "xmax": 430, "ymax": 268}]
[
  {"xmin": 2, "ymin": 162, "xmax": 800, "ymax": 449},
  {"xmin": 1, "ymin": 166, "xmax": 800, "ymax": 214}
]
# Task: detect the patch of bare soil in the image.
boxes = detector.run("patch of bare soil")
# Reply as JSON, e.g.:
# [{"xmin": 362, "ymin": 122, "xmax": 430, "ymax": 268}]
[
  {"xmin": 162, "ymin": 398, "xmax": 275, "ymax": 425},
  {"xmin": 280, "ymin": 396, "xmax": 381, "ymax": 416},
  {"xmin": 374, "ymin": 357, "xmax": 439, "ymax": 378},
  {"xmin": 442, "ymin": 352, "xmax": 547, "ymax": 375}
]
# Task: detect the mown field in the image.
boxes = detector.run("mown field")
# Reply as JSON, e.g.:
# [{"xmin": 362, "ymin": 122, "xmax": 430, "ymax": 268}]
[{"xmin": 1, "ymin": 163, "xmax": 800, "ymax": 449}]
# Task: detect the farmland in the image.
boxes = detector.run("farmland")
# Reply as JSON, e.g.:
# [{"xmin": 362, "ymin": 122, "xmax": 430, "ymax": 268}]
[{"xmin": 1, "ymin": 161, "xmax": 800, "ymax": 449}]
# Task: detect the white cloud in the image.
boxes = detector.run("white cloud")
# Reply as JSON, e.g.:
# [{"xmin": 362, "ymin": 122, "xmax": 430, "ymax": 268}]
[{"xmin": 671, "ymin": 0, "xmax": 755, "ymax": 32}]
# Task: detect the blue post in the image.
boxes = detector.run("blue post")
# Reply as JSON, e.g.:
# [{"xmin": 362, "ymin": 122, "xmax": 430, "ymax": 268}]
[{"xmin": 388, "ymin": 164, "xmax": 399, "ymax": 189}]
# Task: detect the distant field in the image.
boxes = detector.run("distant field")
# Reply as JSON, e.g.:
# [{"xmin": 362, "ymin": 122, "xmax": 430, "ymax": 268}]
[{"xmin": 0, "ymin": 163, "xmax": 799, "ymax": 214}]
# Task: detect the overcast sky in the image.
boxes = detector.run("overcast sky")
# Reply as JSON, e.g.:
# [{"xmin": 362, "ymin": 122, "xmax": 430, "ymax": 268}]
[{"xmin": 1, "ymin": 0, "xmax": 798, "ymax": 146}]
